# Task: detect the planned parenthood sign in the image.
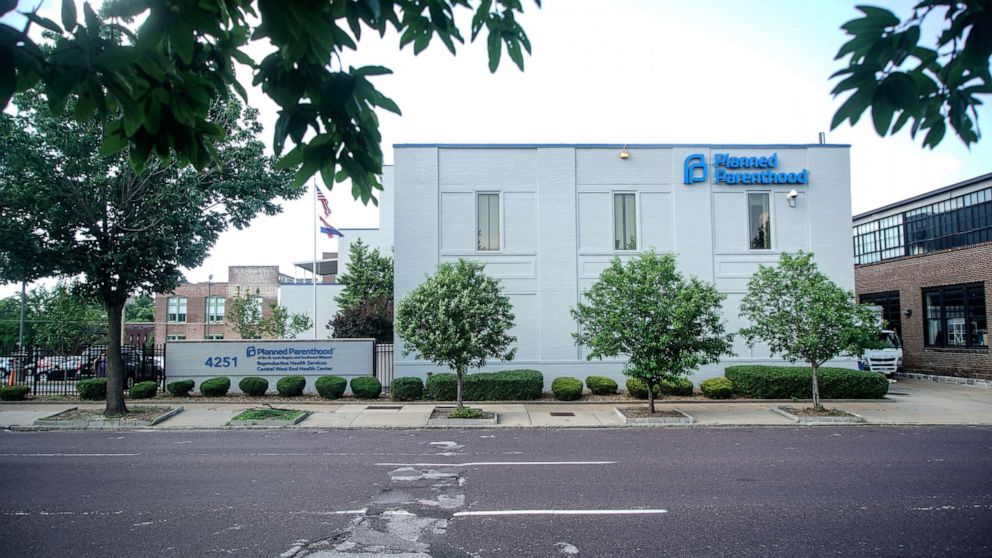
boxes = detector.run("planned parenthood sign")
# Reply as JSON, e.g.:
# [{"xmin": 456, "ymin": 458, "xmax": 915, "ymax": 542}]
[{"xmin": 165, "ymin": 339, "xmax": 374, "ymax": 394}]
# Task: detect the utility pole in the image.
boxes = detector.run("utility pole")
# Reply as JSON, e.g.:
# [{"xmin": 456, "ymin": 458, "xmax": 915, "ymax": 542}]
[
  {"xmin": 17, "ymin": 280, "xmax": 26, "ymax": 351},
  {"xmin": 205, "ymin": 274, "xmax": 213, "ymax": 339}
]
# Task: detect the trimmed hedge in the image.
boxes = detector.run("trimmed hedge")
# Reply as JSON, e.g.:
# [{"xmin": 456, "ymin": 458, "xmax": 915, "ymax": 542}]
[
  {"xmin": 276, "ymin": 376, "xmax": 306, "ymax": 397},
  {"xmin": 166, "ymin": 380, "xmax": 195, "ymax": 397},
  {"xmin": 390, "ymin": 377, "xmax": 424, "ymax": 401},
  {"xmin": 700, "ymin": 377, "xmax": 733, "ymax": 399},
  {"xmin": 660, "ymin": 377, "xmax": 694, "ymax": 396},
  {"xmin": 315, "ymin": 376, "xmax": 347, "ymax": 399},
  {"xmin": 129, "ymin": 381, "xmax": 158, "ymax": 399},
  {"xmin": 0, "ymin": 385, "xmax": 30, "ymax": 401},
  {"xmin": 239, "ymin": 377, "xmax": 269, "ymax": 397},
  {"xmin": 200, "ymin": 377, "xmax": 231, "ymax": 397},
  {"xmin": 625, "ymin": 378, "xmax": 659, "ymax": 399},
  {"xmin": 552, "ymin": 377, "xmax": 583, "ymax": 401},
  {"xmin": 585, "ymin": 376, "xmax": 618, "ymax": 395},
  {"xmin": 77, "ymin": 378, "xmax": 107, "ymax": 400},
  {"xmin": 351, "ymin": 376, "xmax": 382, "ymax": 399},
  {"xmin": 724, "ymin": 365, "xmax": 889, "ymax": 399},
  {"xmin": 425, "ymin": 370, "xmax": 544, "ymax": 401}
]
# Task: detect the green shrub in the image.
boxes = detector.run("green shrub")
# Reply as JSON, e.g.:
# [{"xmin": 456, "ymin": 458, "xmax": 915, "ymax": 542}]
[
  {"xmin": 585, "ymin": 376, "xmax": 618, "ymax": 395},
  {"xmin": 200, "ymin": 377, "xmax": 231, "ymax": 397},
  {"xmin": 129, "ymin": 381, "xmax": 157, "ymax": 399},
  {"xmin": 390, "ymin": 377, "xmax": 424, "ymax": 401},
  {"xmin": 700, "ymin": 377, "xmax": 733, "ymax": 399},
  {"xmin": 0, "ymin": 385, "xmax": 30, "ymax": 401},
  {"xmin": 77, "ymin": 378, "xmax": 107, "ymax": 400},
  {"xmin": 276, "ymin": 376, "xmax": 306, "ymax": 397},
  {"xmin": 425, "ymin": 370, "xmax": 544, "ymax": 401},
  {"xmin": 659, "ymin": 377, "xmax": 694, "ymax": 396},
  {"xmin": 625, "ymin": 377, "xmax": 659, "ymax": 399},
  {"xmin": 315, "ymin": 376, "xmax": 347, "ymax": 399},
  {"xmin": 351, "ymin": 376, "xmax": 382, "ymax": 399},
  {"xmin": 166, "ymin": 380, "xmax": 195, "ymax": 397},
  {"xmin": 552, "ymin": 377, "xmax": 583, "ymax": 401},
  {"xmin": 724, "ymin": 365, "xmax": 889, "ymax": 399},
  {"xmin": 239, "ymin": 377, "xmax": 269, "ymax": 396}
]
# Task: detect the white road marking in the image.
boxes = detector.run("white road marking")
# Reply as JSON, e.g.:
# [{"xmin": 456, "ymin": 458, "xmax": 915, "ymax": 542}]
[
  {"xmin": 0, "ymin": 453, "xmax": 140, "ymax": 457},
  {"xmin": 375, "ymin": 461, "xmax": 616, "ymax": 467},
  {"xmin": 289, "ymin": 509, "xmax": 367, "ymax": 516},
  {"xmin": 453, "ymin": 509, "xmax": 668, "ymax": 517}
]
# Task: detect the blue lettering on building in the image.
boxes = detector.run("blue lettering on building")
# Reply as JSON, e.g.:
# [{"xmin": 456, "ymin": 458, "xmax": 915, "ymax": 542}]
[{"xmin": 682, "ymin": 153, "xmax": 810, "ymax": 185}]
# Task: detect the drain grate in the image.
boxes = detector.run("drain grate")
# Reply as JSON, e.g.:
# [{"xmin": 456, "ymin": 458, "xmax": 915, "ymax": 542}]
[
  {"xmin": 549, "ymin": 412, "xmax": 575, "ymax": 417},
  {"xmin": 366, "ymin": 405, "xmax": 403, "ymax": 410}
]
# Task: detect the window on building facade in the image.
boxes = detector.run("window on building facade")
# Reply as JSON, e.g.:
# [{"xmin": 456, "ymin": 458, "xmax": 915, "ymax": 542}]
[
  {"xmin": 613, "ymin": 193, "xmax": 637, "ymax": 251},
  {"xmin": 167, "ymin": 297, "xmax": 187, "ymax": 323},
  {"xmin": 854, "ymin": 186, "xmax": 992, "ymax": 264},
  {"xmin": 206, "ymin": 296, "xmax": 225, "ymax": 323},
  {"xmin": 205, "ymin": 333, "xmax": 224, "ymax": 340},
  {"xmin": 748, "ymin": 192, "xmax": 771, "ymax": 250},
  {"xmin": 166, "ymin": 334, "xmax": 186, "ymax": 341},
  {"xmin": 859, "ymin": 291, "xmax": 902, "ymax": 337},
  {"xmin": 923, "ymin": 283, "xmax": 987, "ymax": 348},
  {"xmin": 477, "ymin": 193, "xmax": 500, "ymax": 251}
]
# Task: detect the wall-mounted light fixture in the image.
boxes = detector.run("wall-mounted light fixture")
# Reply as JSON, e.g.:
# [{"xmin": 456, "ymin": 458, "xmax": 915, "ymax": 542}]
[
  {"xmin": 786, "ymin": 189, "xmax": 798, "ymax": 208},
  {"xmin": 904, "ymin": 308, "xmax": 913, "ymax": 317},
  {"xmin": 619, "ymin": 145, "xmax": 630, "ymax": 160}
]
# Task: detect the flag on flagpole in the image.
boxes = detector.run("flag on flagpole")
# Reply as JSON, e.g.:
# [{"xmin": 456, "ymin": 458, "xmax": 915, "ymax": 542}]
[
  {"xmin": 319, "ymin": 215, "xmax": 344, "ymax": 238},
  {"xmin": 316, "ymin": 185, "xmax": 332, "ymax": 217}
]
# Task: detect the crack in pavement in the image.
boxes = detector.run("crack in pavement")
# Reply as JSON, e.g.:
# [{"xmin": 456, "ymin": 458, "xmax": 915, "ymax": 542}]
[{"xmin": 283, "ymin": 465, "xmax": 472, "ymax": 558}]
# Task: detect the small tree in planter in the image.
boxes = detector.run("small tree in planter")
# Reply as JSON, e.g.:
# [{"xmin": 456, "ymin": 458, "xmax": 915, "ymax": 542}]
[
  {"xmin": 738, "ymin": 252, "xmax": 880, "ymax": 410},
  {"xmin": 572, "ymin": 251, "xmax": 732, "ymax": 413},
  {"xmin": 395, "ymin": 259, "xmax": 516, "ymax": 413}
]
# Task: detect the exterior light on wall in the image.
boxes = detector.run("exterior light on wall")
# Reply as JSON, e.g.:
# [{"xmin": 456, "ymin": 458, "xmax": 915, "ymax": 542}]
[
  {"xmin": 619, "ymin": 145, "xmax": 630, "ymax": 160},
  {"xmin": 786, "ymin": 189, "xmax": 798, "ymax": 208},
  {"xmin": 904, "ymin": 308, "xmax": 913, "ymax": 317}
]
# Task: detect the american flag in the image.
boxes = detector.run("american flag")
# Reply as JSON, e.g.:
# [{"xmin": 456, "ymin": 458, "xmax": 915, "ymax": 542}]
[{"xmin": 316, "ymin": 186, "xmax": 331, "ymax": 217}]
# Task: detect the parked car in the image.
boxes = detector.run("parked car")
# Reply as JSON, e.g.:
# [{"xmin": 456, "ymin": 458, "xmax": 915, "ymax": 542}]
[
  {"xmin": 77, "ymin": 346, "xmax": 161, "ymax": 388},
  {"xmin": 31, "ymin": 356, "xmax": 85, "ymax": 381}
]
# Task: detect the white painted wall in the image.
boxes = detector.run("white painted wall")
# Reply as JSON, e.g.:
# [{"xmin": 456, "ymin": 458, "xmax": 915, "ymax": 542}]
[
  {"xmin": 394, "ymin": 145, "xmax": 856, "ymax": 387},
  {"xmin": 279, "ymin": 283, "xmax": 344, "ymax": 339}
]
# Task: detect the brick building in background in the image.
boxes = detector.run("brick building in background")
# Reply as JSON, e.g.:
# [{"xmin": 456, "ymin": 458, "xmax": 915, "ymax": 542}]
[
  {"xmin": 854, "ymin": 172, "xmax": 991, "ymax": 381},
  {"xmin": 153, "ymin": 266, "xmax": 282, "ymax": 341}
]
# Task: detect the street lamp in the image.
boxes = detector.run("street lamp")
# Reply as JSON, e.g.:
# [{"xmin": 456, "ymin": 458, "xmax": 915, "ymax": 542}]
[{"xmin": 205, "ymin": 274, "xmax": 213, "ymax": 339}]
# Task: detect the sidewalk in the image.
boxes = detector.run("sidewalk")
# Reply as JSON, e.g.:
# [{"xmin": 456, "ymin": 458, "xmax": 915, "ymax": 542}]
[{"xmin": 1, "ymin": 379, "xmax": 990, "ymax": 430}]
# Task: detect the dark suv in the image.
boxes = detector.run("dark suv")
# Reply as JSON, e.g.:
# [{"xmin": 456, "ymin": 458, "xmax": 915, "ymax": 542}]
[{"xmin": 78, "ymin": 346, "xmax": 162, "ymax": 388}]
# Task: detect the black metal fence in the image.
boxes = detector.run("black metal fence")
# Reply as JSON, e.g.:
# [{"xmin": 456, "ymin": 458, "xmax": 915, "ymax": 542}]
[
  {"xmin": 0, "ymin": 344, "xmax": 166, "ymax": 396},
  {"xmin": 374, "ymin": 343, "xmax": 394, "ymax": 393}
]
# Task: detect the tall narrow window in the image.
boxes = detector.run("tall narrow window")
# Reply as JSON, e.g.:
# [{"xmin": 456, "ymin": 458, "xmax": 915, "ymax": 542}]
[
  {"xmin": 748, "ymin": 193, "xmax": 771, "ymax": 250},
  {"xmin": 206, "ymin": 296, "xmax": 225, "ymax": 323},
  {"xmin": 167, "ymin": 297, "xmax": 187, "ymax": 323},
  {"xmin": 613, "ymin": 193, "xmax": 637, "ymax": 250},
  {"xmin": 477, "ymin": 193, "xmax": 500, "ymax": 251}
]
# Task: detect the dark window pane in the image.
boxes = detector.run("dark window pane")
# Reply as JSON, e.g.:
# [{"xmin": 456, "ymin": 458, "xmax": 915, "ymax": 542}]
[{"xmin": 748, "ymin": 193, "xmax": 770, "ymax": 250}]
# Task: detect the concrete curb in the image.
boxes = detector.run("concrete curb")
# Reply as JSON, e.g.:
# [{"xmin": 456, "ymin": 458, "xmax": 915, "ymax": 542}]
[
  {"xmin": 614, "ymin": 406, "xmax": 695, "ymax": 425},
  {"xmin": 31, "ymin": 406, "xmax": 183, "ymax": 430},
  {"xmin": 770, "ymin": 406, "xmax": 865, "ymax": 424},
  {"xmin": 0, "ymin": 397, "xmax": 895, "ymax": 406},
  {"xmin": 226, "ymin": 410, "xmax": 311, "ymax": 427},
  {"xmin": 427, "ymin": 406, "xmax": 499, "ymax": 426}
]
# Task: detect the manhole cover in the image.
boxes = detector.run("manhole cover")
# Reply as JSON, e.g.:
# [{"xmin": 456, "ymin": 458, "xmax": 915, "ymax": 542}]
[
  {"xmin": 549, "ymin": 412, "xmax": 575, "ymax": 417},
  {"xmin": 366, "ymin": 405, "xmax": 403, "ymax": 410}
]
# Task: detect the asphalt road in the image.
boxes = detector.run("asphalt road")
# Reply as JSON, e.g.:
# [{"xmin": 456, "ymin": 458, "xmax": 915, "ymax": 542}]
[{"xmin": 1, "ymin": 427, "xmax": 990, "ymax": 557}]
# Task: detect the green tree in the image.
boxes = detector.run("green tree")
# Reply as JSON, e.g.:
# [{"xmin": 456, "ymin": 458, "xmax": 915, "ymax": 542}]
[
  {"xmin": 226, "ymin": 287, "xmax": 312, "ymax": 340},
  {"xmin": 336, "ymin": 239, "xmax": 394, "ymax": 310},
  {"xmin": 32, "ymin": 282, "xmax": 108, "ymax": 353},
  {"xmin": 738, "ymin": 252, "xmax": 881, "ymax": 410},
  {"xmin": 1, "ymin": 0, "xmax": 538, "ymax": 204},
  {"xmin": 125, "ymin": 294, "xmax": 155, "ymax": 322},
  {"xmin": 395, "ymin": 259, "xmax": 516, "ymax": 410},
  {"xmin": 571, "ymin": 251, "xmax": 733, "ymax": 414},
  {"xmin": 0, "ymin": 293, "xmax": 34, "ymax": 347},
  {"xmin": 831, "ymin": 2, "xmax": 992, "ymax": 149},
  {"xmin": 0, "ymin": 90, "xmax": 296, "ymax": 416}
]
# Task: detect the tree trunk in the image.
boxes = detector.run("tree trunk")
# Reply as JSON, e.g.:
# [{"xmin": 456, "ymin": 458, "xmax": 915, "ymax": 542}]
[
  {"xmin": 104, "ymin": 300, "xmax": 128, "ymax": 417},
  {"xmin": 647, "ymin": 380, "xmax": 656, "ymax": 414},
  {"xmin": 811, "ymin": 363, "xmax": 821, "ymax": 410},
  {"xmin": 456, "ymin": 367, "xmax": 464, "ymax": 410}
]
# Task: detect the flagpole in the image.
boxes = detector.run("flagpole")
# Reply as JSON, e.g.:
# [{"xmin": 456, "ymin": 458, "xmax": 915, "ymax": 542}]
[{"xmin": 312, "ymin": 181, "xmax": 318, "ymax": 340}]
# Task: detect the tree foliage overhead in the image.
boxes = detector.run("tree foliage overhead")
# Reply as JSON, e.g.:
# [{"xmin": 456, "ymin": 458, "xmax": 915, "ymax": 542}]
[
  {"xmin": 395, "ymin": 259, "xmax": 516, "ymax": 409},
  {"xmin": 0, "ymin": 0, "xmax": 540, "ymax": 204},
  {"xmin": 738, "ymin": 252, "xmax": 881, "ymax": 409},
  {"xmin": 336, "ymin": 238, "xmax": 394, "ymax": 311},
  {"xmin": 831, "ymin": 2, "xmax": 992, "ymax": 149},
  {"xmin": 571, "ymin": 251, "xmax": 732, "ymax": 413}
]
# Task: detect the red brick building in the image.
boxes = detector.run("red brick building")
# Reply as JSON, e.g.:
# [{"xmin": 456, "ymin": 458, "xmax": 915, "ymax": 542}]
[{"xmin": 853, "ymin": 173, "xmax": 991, "ymax": 381}]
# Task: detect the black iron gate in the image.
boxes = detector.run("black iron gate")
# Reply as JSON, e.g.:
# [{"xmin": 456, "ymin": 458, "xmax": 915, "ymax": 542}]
[
  {"xmin": 0, "ymin": 344, "xmax": 166, "ymax": 396},
  {"xmin": 373, "ymin": 343, "xmax": 394, "ymax": 392}
]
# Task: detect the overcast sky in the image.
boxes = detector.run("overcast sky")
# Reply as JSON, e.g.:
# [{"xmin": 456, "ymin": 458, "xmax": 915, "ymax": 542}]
[{"xmin": 2, "ymin": 0, "xmax": 990, "ymax": 297}]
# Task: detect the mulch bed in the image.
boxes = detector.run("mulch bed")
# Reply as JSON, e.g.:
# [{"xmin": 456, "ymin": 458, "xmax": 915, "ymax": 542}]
[
  {"xmin": 41, "ymin": 406, "xmax": 173, "ymax": 422},
  {"xmin": 780, "ymin": 406, "xmax": 854, "ymax": 417},
  {"xmin": 429, "ymin": 407, "xmax": 496, "ymax": 420},
  {"xmin": 616, "ymin": 407, "xmax": 685, "ymax": 419}
]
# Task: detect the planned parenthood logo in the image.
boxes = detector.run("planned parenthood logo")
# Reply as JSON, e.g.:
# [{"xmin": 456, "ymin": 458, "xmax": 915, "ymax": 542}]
[
  {"xmin": 683, "ymin": 153, "xmax": 707, "ymax": 184},
  {"xmin": 246, "ymin": 346, "xmax": 257, "ymax": 358}
]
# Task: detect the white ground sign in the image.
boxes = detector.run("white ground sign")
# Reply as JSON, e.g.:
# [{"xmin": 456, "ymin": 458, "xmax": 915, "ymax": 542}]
[{"xmin": 165, "ymin": 339, "xmax": 375, "ymax": 394}]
